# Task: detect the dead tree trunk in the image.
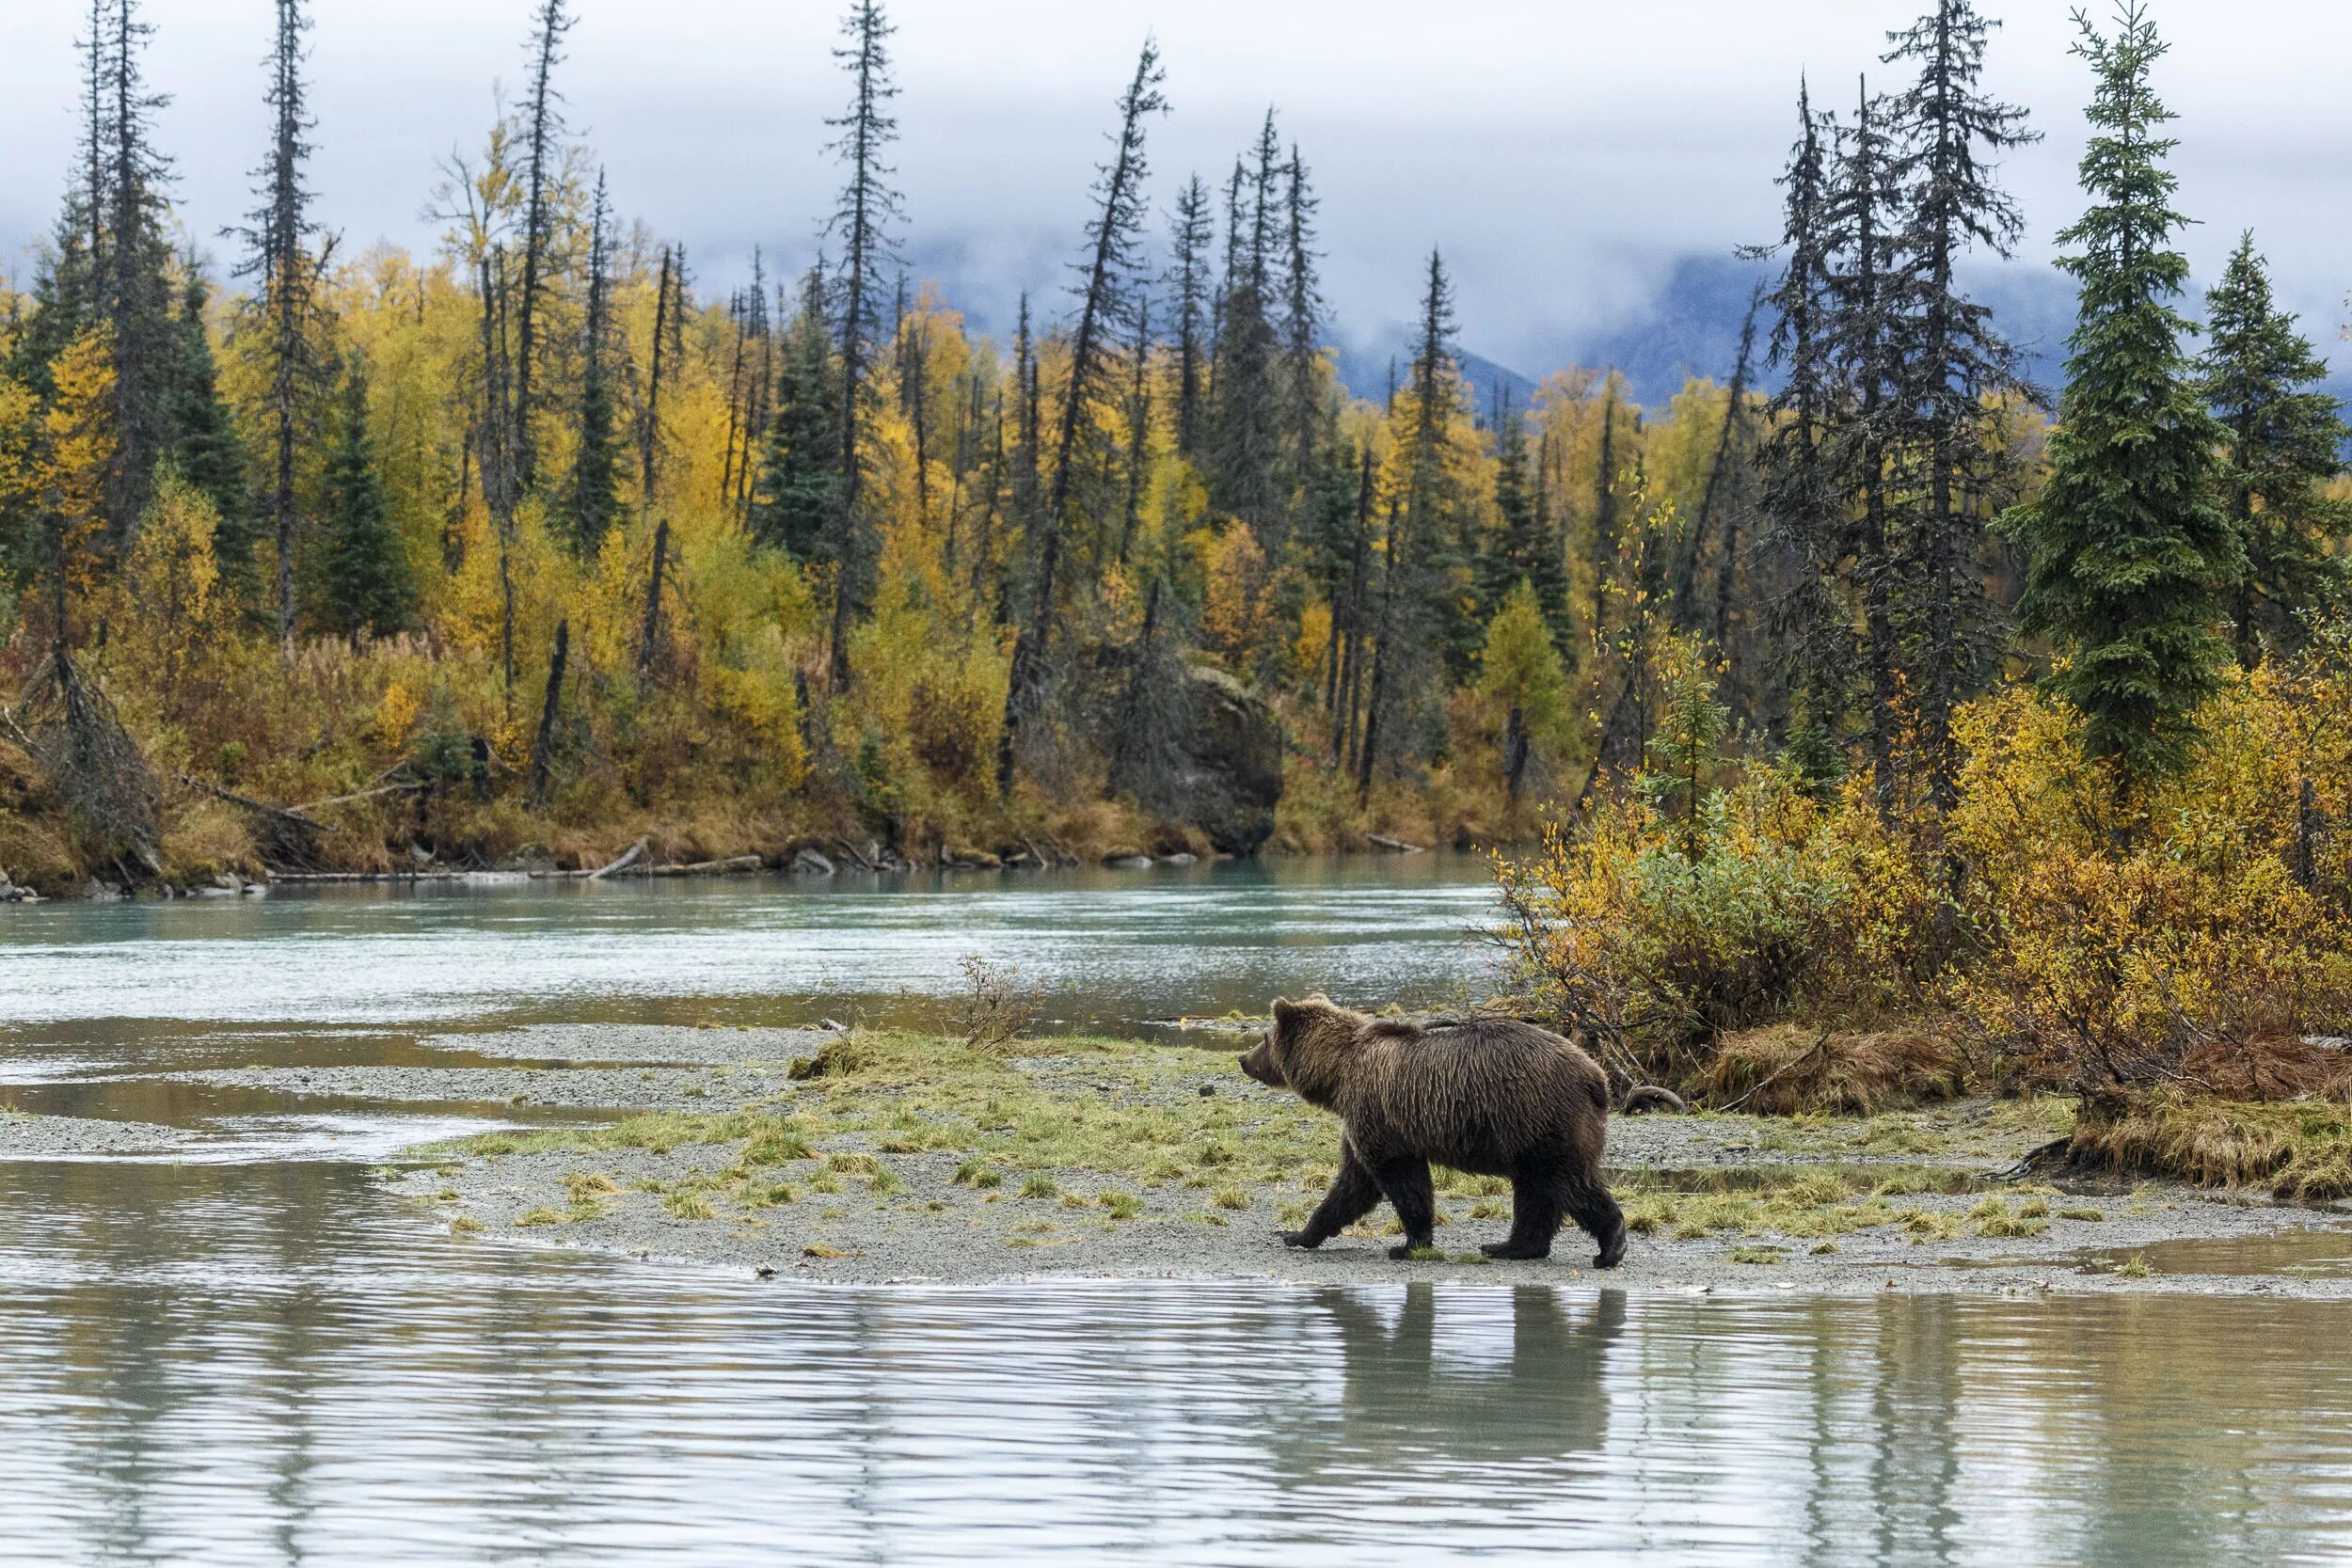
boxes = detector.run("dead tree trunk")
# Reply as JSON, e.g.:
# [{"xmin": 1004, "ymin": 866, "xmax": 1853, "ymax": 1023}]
[{"xmin": 527, "ymin": 618, "xmax": 569, "ymax": 805}]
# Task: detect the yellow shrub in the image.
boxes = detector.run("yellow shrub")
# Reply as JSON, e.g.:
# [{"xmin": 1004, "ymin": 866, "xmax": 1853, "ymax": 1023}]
[{"xmin": 1948, "ymin": 666, "xmax": 2352, "ymax": 1095}]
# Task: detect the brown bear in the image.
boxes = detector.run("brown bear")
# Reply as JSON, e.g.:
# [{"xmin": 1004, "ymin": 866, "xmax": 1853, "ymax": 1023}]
[{"xmin": 1238, "ymin": 998, "xmax": 1626, "ymax": 1268}]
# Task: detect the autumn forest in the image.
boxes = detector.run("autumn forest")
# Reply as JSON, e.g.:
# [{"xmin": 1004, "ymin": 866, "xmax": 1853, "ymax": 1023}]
[{"xmin": 3, "ymin": 0, "xmax": 2350, "ymax": 1123}]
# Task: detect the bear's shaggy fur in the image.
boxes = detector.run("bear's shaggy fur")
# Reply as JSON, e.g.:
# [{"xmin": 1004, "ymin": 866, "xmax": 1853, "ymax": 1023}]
[{"xmin": 1238, "ymin": 998, "xmax": 1626, "ymax": 1267}]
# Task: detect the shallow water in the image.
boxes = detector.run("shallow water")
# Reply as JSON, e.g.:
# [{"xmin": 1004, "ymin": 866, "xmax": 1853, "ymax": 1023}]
[
  {"xmin": 9, "ymin": 863, "xmax": 2352, "ymax": 1564},
  {"xmin": 0, "ymin": 855, "xmax": 1500, "ymax": 1031}
]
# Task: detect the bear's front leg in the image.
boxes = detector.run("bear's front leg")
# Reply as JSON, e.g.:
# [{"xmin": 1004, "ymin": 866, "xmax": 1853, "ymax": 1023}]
[
  {"xmin": 1282, "ymin": 1141, "xmax": 1380, "ymax": 1248},
  {"xmin": 1371, "ymin": 1157, "xmax": 1437, "ymax": 1260}
]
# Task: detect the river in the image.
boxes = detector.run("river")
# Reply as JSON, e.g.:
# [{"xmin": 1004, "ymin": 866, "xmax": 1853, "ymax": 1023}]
[{"xmin": 5, "ymin": 859, "xmax": 2351, "ymax": 1564}]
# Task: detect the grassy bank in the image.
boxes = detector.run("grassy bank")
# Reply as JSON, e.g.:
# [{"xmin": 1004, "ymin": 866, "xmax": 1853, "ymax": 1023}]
[{"xmin": 400, "ymin": 1029, "xmax": 2343, "ymax": 1285}]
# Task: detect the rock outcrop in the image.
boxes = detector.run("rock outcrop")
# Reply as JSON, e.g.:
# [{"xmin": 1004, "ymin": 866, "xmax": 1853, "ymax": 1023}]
[{"xmin": 1170, "ymin": 664, "xmax": 1282, "ymax": 855}]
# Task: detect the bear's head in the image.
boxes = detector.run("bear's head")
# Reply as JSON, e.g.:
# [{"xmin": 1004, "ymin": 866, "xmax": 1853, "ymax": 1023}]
[{"xmin": 1238, "ymin": 995, "xmax": 1355, "ymax": 1108}]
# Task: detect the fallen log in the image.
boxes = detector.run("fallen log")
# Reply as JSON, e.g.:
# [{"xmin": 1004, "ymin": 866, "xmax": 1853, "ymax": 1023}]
[
  {"xmin": 1365, "ymin": 833, "xmax": 1426, "ymax": 854},
  {"xmin": 586, "ymin": 837, "xmax": 650, "ymax": 881},
  {"xmin": 294, "ymin": 778, "xmax": 423, "ymax": 814},
  {"xmin": 644, "ymin": 855, "xmax": 764, "ymax": 878}
]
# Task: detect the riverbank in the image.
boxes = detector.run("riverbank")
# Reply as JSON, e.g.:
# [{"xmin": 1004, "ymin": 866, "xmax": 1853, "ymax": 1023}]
[
  {"xmin": 369, "ymin": 1026, "xmax": 2352, "ymax": 1297},
  {"xmin": 0, "ymin": 834, "xmax": 1447, "ymax": 902}
]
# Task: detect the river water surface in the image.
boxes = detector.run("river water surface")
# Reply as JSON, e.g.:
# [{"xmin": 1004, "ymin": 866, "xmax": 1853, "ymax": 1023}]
[{"xmin": 6, "ymin": 859, "xmax": 2352, "ymax": 1565}]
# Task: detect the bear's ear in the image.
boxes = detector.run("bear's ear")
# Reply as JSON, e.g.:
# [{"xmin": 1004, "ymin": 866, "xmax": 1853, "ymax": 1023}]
[{"xmin": 1270, "ymin": 998, "xmax": 1302, "ymax": 1035}]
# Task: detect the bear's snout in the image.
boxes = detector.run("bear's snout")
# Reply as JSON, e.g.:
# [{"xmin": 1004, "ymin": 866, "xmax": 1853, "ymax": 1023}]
[{"xmin": 1237, "ymin": 1039, "xmax": 1285, "ymax": 1087}]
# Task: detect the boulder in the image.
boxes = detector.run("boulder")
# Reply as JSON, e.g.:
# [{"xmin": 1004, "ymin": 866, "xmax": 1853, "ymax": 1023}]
[
  {"xmin": 788, "ymin": 847, "xmax": 836, "ymax": 878},
  {"xmin": 1173, "ymin": 664, "xmax": 1283, "ymax": 855}
]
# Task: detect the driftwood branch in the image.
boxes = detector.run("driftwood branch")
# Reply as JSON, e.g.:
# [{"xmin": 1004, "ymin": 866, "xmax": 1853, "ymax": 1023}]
[
  {"xmin": 1365, "ymin": 833, "xmax": 1426, "ymax": 854},
  {"xmin": 586, "ymin": 837, "xmax": 649, "ymax": 880},
  {"xmin": 645, "ymin": 854, "xmax": 762, "ymax": 877},
  {"xmin": 294, "ymin": 779, "xmax": 424, "ymax": 814},
  {"xmin": 179, "ymin": 773, "xmax": 323, "ymax": 830}
]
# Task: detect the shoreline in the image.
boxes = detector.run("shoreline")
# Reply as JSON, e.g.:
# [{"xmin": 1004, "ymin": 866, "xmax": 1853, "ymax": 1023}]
[
  {"xmin": 0, "ymin": 839, "xmax": 1451, "ymax": 903},
  {"xmin": 361, "ymin": 1025, "xmax": 2352, "ymax": 1299}
]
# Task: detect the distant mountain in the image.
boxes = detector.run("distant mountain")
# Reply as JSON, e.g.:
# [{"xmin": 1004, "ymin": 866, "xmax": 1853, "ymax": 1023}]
[
  {"xmin": 1329, "ymin": 251, "xmax": 2103, "ymax": 417},
  {"xmin": 1330, "ymin": 341, "xmax": 1543, "ymax": 427}
]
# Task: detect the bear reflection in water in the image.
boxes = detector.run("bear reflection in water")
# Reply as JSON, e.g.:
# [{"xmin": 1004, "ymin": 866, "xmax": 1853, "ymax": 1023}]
[{"xmin": 1275, "ymin": 1284, "xmax": 1625, "ymax": 1478}]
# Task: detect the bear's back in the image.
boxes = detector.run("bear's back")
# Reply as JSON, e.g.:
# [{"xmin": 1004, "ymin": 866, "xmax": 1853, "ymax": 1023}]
[{"xmin": 1341, "ymin": 1015, "xmax": 1606, "ymax": 1163}]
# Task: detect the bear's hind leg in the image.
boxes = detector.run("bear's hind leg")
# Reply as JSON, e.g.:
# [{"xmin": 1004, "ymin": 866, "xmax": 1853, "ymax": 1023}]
[
  {"xmin": 1567, "ymin": 1172, "xmax": 1628, "ymax": 1270},
  {"xmin": 1373, "ymin": 1158, "xmax": 1438, "ymax": 1260},
  {"xmin": 1482, "ymin": 1168, "xmax": 1569, "ymax": 1261},
  {"xmin": 1284, "ymin": 1142, "xmax": 1380, "ymax": 1248}
]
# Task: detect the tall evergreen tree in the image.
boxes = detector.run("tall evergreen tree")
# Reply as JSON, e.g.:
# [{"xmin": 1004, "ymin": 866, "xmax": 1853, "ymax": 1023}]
[
  {"xmin": 96, "ymin": 0, "xmax": 179, "ymax": 549},
  {"xmin": 313, "ymin": 356, "xmax": 414, "ymax": 645},
  {"xmin": 1208, "ymin": 114, "xmax": 1283, "ymax": 536},
  {"xmin": 1165, "ymin": 174, "xmax": 1214, "ymax": 464},
  {"xmin": 164, "ymin": 272, "xmax": 254, "ymax": 598},
  {"xmin": 1009, "ymin": 291, "xmax": 1041, "ymax": 534},
  {"xmin": 565, "ymin": 169, "xmax": 623, "ymax": 556},
  {"xmin": 1755, "ymin": 78, "xmax": 1863, "ymax": 755},
  {"xmin": 824, "ymin": 0, "xmax": 905, "ymax": 691},
  {"xmin": 512, "ymin": 0, "xmax": 575, "ymax": 494},
  {"xmin": 1999, "ymin": 2, "xmax": 2237, "ymax": 783},
  {"xmin": 751, "ymin": 261, "xmax": 841, "ymax": 562},
  {"xmin": 1480, "ymin": 399, "xmax": 1572, "ymax": 653},
  {"xmin": 1588, "ymin": 384, "xmax": 1620, "ymax": 638},
  {"xmin": 1822, "ymin": 77, "xmax": 1908, "ymax": 804},
  {"xmin": 1359, "ymin": 249, "xmax": 1462, "ymax": 794},
  {"xmin": 1000, "ymin": 36, "xmax": 1167, "ymax": 794},
  {"xmin": 1883, "ymin": 0, "xmax": 2038, "ymax": 808},
  {"xmin": 2198, "ymin": 232, "xmax": 2350, "ymax": 661},
  {"xmin": 1278, "ymin": 143, "xmax": 1327, "ymax": 520},
  {"xmin": 233, "ymin": 0, "xmax": 329, "ymax": 647}
]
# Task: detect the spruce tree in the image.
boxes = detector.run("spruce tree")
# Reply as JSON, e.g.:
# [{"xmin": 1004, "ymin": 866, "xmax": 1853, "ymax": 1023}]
[
  {"xmin": 1359, "ymin": 249, "xmax": 1465, "ymax": 792},
  {"xmin": 566, "ymin": 170, "xmax": 623, "ymax": 556},
  {"xmin": 233, "ymin": 0, "xmax": 329, "ymax": 647},
  {"xmin": 1999, "ymin": 2, "xmax": 2237, "ymax": 781},
  {"xmin": 1823, "ymin": 78, "xmax": 1907, "ymax": 805},
  {"xmin": 164, "ymin": 272, "xmax": 255, "ymax": 599},
  {"xmin": 1000, "ymin": 36, "xmax": 1167, "ymax": 794},
  {"xmin": 750, "ymin": 262, "xmax": 841, "ymax": 562},
  {"xmin": 823, "ymin": 0, "xmax": 905, "ymax": 690},
  {"xmin": 95, "ymin": 0, "xmax": 180, "ymax": 548},
  {"xmin": 1883, "ymin": 0, "xmax": 2038, "ymax": 808},
  {"xmin": 1208, "ymin": 114, "xmax": 1283, "ymax": 537},
  {"xmin": 1165, "ymin": 174, "xmax": 1214, "ymax": 464},
  {"xmin": 1278, "ymin": 143, "xmax": 1327, "ymax": 521},
  {"xmin": 314, "ymin": 356, "xmax": 414, "ymax": 645},
  {"xmin": 512, "ymin": 0, "xmax": 576, "ymax": 494},
  {"xmin": 1480, "ymin": 400, "xmax": 1572, "ymax": 655},
  {"xmin": 2198, "ymin": 232, "xmax": 2350, "ymax": 661},
  {"xmin": 1755, "ymin": 79, "xmax": 1863, "ymax": 752}
]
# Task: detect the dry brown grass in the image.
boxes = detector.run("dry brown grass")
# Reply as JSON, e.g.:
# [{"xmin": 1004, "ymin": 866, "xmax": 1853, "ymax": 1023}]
[
  {"xmin": 2177, "ymin": 1036, "xmax": 2352, "ymax": 1102},
  {"xmin": 2070, "ymin": 1092, "xmax": 2352, "ymax": 1200},
  {"xmin": 1695, "ymin": 1024, "xmax": 1962, "ymax": 1116}
]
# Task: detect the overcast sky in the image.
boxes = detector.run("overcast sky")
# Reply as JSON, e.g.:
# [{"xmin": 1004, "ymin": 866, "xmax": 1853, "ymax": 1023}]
[{"xmin": 3, "ymin": 0, "xmax": 2346, "ymax": 377}]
